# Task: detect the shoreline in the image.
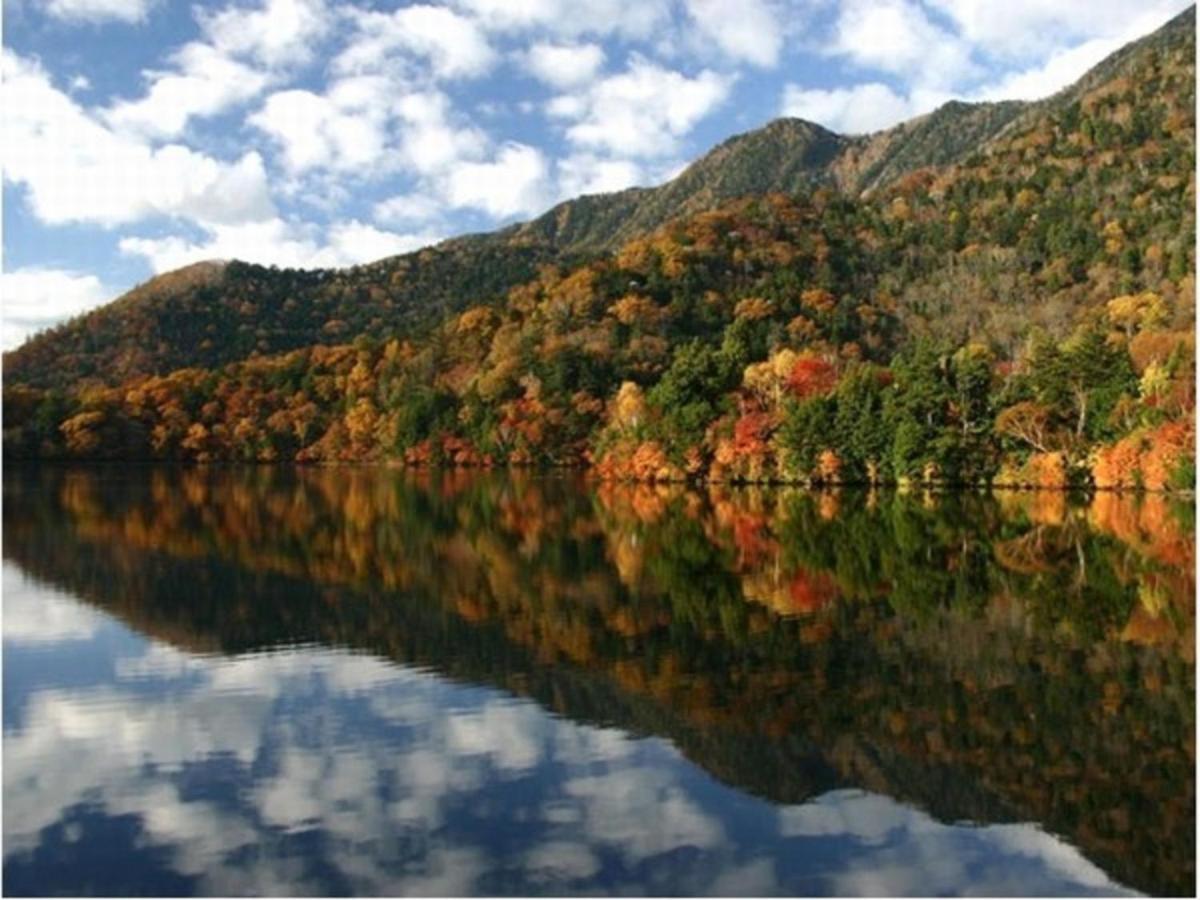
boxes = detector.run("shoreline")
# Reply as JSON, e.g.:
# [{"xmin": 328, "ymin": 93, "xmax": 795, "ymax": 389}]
[{"xmin": 3, "ymin": 457, "xmax": 1195, "ymax": 496}]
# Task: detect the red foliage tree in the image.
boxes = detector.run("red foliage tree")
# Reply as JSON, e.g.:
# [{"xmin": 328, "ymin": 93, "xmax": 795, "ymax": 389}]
[{"xmin": 786, "ymin": 356, "xmax": 838, "ymax": 399}]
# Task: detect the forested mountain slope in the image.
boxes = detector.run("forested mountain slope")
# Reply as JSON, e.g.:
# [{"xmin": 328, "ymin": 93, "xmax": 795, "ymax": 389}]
[
  {"xmin": 5, "ymin": 6, "xmax": 1192, "ymax": 393},
  {"xmin": 3, "ymin": 6, "xmax": 1194, "ymax": 489}
]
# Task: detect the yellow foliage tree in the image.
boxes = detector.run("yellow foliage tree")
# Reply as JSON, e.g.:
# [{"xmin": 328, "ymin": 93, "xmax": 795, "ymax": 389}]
[
  {"xmin": 1107, "ymin": 291, "xmax": 1168, "ymax": 337},
  {"xmin": 733, "ymin": 296, "xmax": 773, "ymax": 321},
  {"xmin": 60, "ymin": 411, "xmax": 106, "ymax": 456},
  {"xmin": 610, "ymin": 381, "xmax": 647, "ymax": 431}
]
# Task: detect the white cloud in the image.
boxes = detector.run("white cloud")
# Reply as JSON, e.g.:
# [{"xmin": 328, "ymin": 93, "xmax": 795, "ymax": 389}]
[
  {"xmin": 975, "ymin": 40, "xmax": 1127, "ymax": 102},
  {"xmin": 684, "ymin": 0, "xmax": 783, "ymax": 68},
  {"xmin": 373, "ymin": 192, "xmax": 446, "ymax": 227},
  {"xmin": 393, "ymin": 91, "xmax": 489, "ymax": 176},
  {"xmin": 2, "ymin": 51, "xmax": 274, "ymax": 228},
  {"xmin": 781, "ymin": 1, "xmax": 1189, "ymax": 134},
  {"xmin": 1, "ymin": 268, "xmax": 110, "ymax": 349},
  {"xmin": 103, "ymin": 41, "xmax": 269, "ymax": 138},
  {"xmin": 198, "ymin": 0, "xmax": 330, "ymax": 70},
  {"xmin": 118, "ymin": 217, "xmax": 442, "ymax": 273},
  {"xmin": 829, "ymin": 0, "xmax": 977, "ymax": 91},
  {"xmin": 0, "ymin": 567, "xmax": 108, "ymax": 639},
  {"xmin": 249, "ymin": 77, "xmax": 396, "ymax": 175},
  {"xmin": 444, "ymin": 143, "xmax": 552, "ymax": 217},
  {"xmin": 780, "ymin": 81, "xmax": 922, "ymax": 134},
  {"xmin": 336, "ymin": 4, "xmax": 496, "ymax": 80},
  {"xmin": 250, "ymin": 74, "xmax": 548, "ymax": 222},
  {"xmin": 556, "ymin": 153, "xmax": 644, "ymax": 197},
  {"xmin": 523, "ymin": 841, "xmax": 601, "ymax": 882},
  {"xmin": 776, "ymin": 790, "xmax": 1136, "ymax": 897},
  {"xmin": 524, "ymin": 42, "xmax": 606, "ymax": 89},
  {"xmin": 550, "ymin": 57, "xmax": 734, "ymax": 158},
  {"xmin": 970, "ymin": 4, "xmax": 1194, "ymax": 101},
  {"xmin": 1, "ymin": 559, "xmax": 1146, "ymax": 898},
  {"xmin": 43, "ymin": 0, "xmax": 154, "ymax": 24},
  {"xmin": 926, "ymin": 0, "xmax": 1192, "ymax": 61},
  {"xmin": 453, "ymin": 0, "xmax": 671, "ymax": 40},
  {"xmin": 322, "ymin": 219, "xmax": 444, "ymax": 266},
  {"xmin": 391, "ymin": 94, "xmax": 552, "ymax": 218}
]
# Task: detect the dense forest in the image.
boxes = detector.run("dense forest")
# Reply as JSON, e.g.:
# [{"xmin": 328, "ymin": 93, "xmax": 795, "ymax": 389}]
[{"xmin": 2, "ymin": 7, "xmax": 1195, "ymax": 490}]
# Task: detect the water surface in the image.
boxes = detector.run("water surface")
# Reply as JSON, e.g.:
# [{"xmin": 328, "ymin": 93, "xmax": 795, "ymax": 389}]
[{"xmin": 2, "ymin": 467, "xmax": 1194, "ymax": 896}]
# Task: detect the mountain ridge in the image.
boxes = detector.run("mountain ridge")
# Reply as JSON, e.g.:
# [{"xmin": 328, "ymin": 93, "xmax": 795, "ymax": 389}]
[{"xmin": 5, "ymin": 4, "xmax": 1193, "ymax": 390}]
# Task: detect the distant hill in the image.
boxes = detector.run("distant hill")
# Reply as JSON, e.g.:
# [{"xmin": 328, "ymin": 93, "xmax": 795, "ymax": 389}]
[
  {"xmin": 2, "ymin": 5, "xmax": 1193, "ymax": 497},
  {"xmin": 4, "ymin": 5, "xmax": 1192, "ymax": 393}
]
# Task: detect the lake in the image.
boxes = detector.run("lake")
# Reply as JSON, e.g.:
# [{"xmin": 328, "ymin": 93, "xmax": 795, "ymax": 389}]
[{"xmin": 2, "ymin": 466, "xmax": 1193, "ymax": 896}]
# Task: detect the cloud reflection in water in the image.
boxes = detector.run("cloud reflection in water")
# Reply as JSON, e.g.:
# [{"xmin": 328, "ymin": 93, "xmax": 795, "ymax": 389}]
[{"xmin": 2, "ymin": 564, "xmax": 1135, "ymax": 896}]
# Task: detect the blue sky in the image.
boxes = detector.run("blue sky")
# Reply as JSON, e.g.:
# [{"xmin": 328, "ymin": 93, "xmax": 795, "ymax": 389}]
[{"xmin": 1, "ymin": 0, "xmax": 1191, "ymax": 348}]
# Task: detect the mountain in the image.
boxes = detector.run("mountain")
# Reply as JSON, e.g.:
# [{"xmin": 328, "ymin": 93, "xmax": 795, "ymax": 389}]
[
  {"xmin": 5, "ymin": 6, "xmax": 1193, "ymax": 394},
  {"xmin": 2, "ymin": 6, "xmax": 1194, "ymax": 490},
  {"xmin": 507, "ymin": 101, "xmax": 1034, "ymax": 253}
]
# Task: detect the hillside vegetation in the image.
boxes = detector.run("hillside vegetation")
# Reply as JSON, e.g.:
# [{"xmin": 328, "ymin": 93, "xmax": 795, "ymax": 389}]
[{"xmin": 2, "ymin": 7, "xmax": 1194, "ymax": 490}]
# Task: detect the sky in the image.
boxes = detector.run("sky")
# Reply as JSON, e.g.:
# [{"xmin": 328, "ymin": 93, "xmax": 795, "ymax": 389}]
[{"xmin": 1, "ymin": 0, "xmax": 1192, "ymax": 349}]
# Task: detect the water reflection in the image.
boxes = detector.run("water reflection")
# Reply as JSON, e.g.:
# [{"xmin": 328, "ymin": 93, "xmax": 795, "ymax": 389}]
[{"xmin": 2, "ymin": 467, "xmax": 1194, "ymax": 896}]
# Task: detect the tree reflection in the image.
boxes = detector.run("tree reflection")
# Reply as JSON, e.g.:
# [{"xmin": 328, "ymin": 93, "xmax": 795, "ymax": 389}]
[{"xmin": 2, "ymin": 466, "xmax": 1194, "ymax": 895}]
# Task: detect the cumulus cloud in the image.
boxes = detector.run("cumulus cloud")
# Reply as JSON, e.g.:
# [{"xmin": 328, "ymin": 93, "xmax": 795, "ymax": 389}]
[
  {"xmin": 684, "ymin": 0, "xmax": 783, "ymax": 68},
  {"xmin": 103, "ymin": 41, "xmax": 269, "ymax": 139},
  {"xmin": 198, "ymin": 0, "xmax": 331, "ymax": 70},
  {"xmin": 249, "ymin": 73, "xmax": 551, "ymax": 223},
  {"xmin": 776, "ymin": 789, "xmax": 1136, "ymax": 896},
  {"xmin": 392, "ymin": 90, "xmax": 489, "ymax": 176},
  {"xmin": 3, "ymin": 51, "xmax": 274, "ymax": 228},
  {"xmin": 2, "ymin": 560, "xmax": 1143, "ymax": 897},
  {"xmin": 391, "ymin": 94, "xmax": 552, "ymax": 218},
  {"xmin": 556, "ymin": 153, "xmax": 645, "ymax": 197},
  {"xmin": 249, "ymin": 77, "xmax": 398, "ymax": 175},
  {"xmin": 969, "ymin": 3, "xmax": 1194, "ymax": 101},
  {"xmin": 829, "ymin": 0, "xmax": 977, "ymax": 92},
  {"xmin": 780, "ymin": 82, "xmax": 930, "ymax": 134},
  {"xmin": 443, "ymin": 143, "xmax": 552, "ymax": 217},
  {"xmin": 322, "ymin": 219, "xmax": 445, "ymax": 265},
  {"xmin": 549, "ymin": 56, "xmax": 733, "ymax": 158},
  {"xmin": 453, "ymin": 0, "xmax": 672, "ymax": 41},
  {"xmin": 1, "ymin": 268, "xmax": 111, "ymax": 349},
  {"xmin": 803, "ymin": 0, "xmax": 1190, "ymax": 125},
  {"xmin": 118, "ymin": 217, "xmax": 442, "ymax": 273},
  {"xmin": 523, "ymin": 42, "xmax": 606, "ymax": 89},
  {"xmin": 335, "ymin": 4, "xmax": 496, "ymax": 79},
  {"xmin": 43, "ymin": 0, "xmax": 154, "ymax": 24},
  {"xmin": 0, "ymin": 567, "xmax": 108, "ymax": 641},
  {"xmin": 778, "ymin": 1, "xmax": 1186, "ymax": 136},
  {"xmin": 926, "ymin": 0, "xmax": 1192, "ymax": 61},
  {"xmin": 974, "ymin": 40, "xmax": 1128, "ymax": 103},
  {"xmin": 373, "ymin": 192, "xmax": 447, "ymax": 227}
]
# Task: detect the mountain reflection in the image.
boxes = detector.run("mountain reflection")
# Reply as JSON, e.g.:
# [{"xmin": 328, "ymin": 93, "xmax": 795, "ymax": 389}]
[{"xmin": 2, "ymin": 466, "xmax": 1194, "ymax": 896}]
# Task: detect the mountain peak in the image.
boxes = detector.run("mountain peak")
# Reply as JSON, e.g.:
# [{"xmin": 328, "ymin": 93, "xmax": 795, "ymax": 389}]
[{"xmin": 3, "ymin": 6, "xmax": 1193, "ymax": 389}]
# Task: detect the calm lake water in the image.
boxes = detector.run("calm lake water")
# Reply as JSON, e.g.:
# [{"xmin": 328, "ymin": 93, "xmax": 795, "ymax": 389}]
[{"xmin": 2, "ymin": 466, "xmax": 1194, "ymax": 896}]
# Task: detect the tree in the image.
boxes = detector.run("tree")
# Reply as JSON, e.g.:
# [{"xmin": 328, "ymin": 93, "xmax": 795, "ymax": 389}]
[
  {"xmin": 995, "ymin": 401, "xmax": 1055, "ymax": 452},
  {"xmin": 1061, "ymin": 328, "xmax": 1137, "ymax": 442},
  {"xmin": 647, "ymin": 340, "xmax": 737, "ymax": 454},
  {"xmin": 787, "ymin": 354, "xmax": 838, "ymax": 399},
  {"xmin": 742, "ymin": 349, "xmax": 799, "ymax": 410},
  {"xmin": 1107, "ymin": 291, "xmax": 1169, "ymax": 337},
  {"xmin": 610, "ymin": 381, "xmax": 647, "ymax": 431},
  {"xmin": 832, "ymin": 364, "xmax": 894, "ymax": 482},
  {"xmin": 60, "ymin": 411, "xmax": 106, "ymax": 456},
  {"xmin": 779, "ymin": 395, "xmax": 835, "ymax": 479}
]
